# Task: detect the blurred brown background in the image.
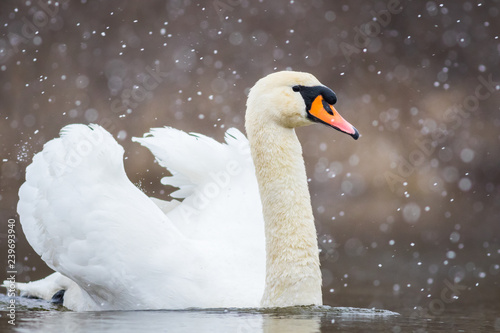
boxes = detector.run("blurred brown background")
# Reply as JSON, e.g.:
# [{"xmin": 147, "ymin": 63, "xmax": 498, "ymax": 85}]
[{"xmin": 0, "ymin": 0, "xmax": 499, "ymax": 314}]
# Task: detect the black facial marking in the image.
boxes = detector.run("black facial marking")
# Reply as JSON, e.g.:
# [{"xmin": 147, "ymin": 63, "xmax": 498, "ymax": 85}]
[
  {"xmin": 322, "ymin": 99, "xmax": 334, "ymax": 115},
  {"xmin": 293, "ymin": 85, "xmax": 337, "ymax": 113}
]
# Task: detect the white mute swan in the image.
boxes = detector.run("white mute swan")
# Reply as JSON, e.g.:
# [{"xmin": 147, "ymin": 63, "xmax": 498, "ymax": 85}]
[{"xmin": 13, "ymin": 71, "xmax": 359, "ymax": 311}]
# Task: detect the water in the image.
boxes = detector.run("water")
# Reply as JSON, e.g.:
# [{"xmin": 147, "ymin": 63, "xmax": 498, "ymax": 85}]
[{"xmin": 1, "ymin": 295, "xmax": 499, "ymax": 332}]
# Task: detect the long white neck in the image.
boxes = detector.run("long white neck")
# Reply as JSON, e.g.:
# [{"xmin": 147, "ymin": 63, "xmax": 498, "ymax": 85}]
[{"xmin": 246, "ymin": 119, "xmax": 322, "ymax": 307}]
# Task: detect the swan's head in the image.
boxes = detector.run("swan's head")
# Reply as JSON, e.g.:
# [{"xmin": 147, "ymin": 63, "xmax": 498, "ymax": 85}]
[{"xmin": 246, "ymin": 71, "xmax": 359, "ymax": 139}]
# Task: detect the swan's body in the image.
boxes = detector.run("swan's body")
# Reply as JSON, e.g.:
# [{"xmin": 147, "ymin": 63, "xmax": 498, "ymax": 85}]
[{"xmin": 13, "ymin": 71, "xmax": 358, "ymax": 311}]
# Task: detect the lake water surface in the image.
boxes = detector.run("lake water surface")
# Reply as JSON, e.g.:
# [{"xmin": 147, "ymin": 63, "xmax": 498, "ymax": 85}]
[{"xmin": 1, "ymin": 294, "xmax": 499, "ymax": 332}]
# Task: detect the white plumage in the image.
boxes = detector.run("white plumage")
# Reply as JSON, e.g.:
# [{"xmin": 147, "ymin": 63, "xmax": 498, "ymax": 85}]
[
  {"xmin": 17, "ymin": 124, "xmax": 265, "ymax": 311},
  {"xmin": 14, "ymin": 71, "xmax": 359, "ymax": 311}
]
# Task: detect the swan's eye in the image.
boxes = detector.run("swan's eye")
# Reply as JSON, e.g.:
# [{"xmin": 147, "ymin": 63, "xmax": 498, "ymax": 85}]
[{"xmin": 292, "ymin": 85, "xmax": 301, "ymax": 92}]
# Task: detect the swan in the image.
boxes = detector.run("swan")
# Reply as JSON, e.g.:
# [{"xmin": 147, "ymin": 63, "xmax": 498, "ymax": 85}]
[{"xmin": 13, "ymin": 71, "xmax": 359, "ymax": 311}]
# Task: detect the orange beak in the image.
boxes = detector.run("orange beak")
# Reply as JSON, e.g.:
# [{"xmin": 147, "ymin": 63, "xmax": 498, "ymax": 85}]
[{"xmin": 308, "ymin": 95, "xmax": 359, "ymax": 140}]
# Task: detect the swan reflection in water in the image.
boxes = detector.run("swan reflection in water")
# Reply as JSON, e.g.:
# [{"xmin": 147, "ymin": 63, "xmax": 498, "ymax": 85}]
[{"xmin": 12, "ymin": 306, "xmax": 401, "ymax": 333}]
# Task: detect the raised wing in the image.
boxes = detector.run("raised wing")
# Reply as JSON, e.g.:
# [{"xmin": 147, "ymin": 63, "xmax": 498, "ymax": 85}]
[
  {"xmin": 18, "ymin": 124, "xmax": 188, "ymax": 309},
  {"xmin": 18, "ymin": 124, "xmax": 265, "ymax": 310}
]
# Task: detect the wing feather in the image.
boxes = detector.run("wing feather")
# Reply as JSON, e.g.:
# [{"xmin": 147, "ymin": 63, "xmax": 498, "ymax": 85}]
[
  {"xmin": 18, "ymin": 124, "xmax": 265, "ymax": 310},
  {"xmin": 18, "ymin": 124, "xmax": 185, "ymax": 309}
]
